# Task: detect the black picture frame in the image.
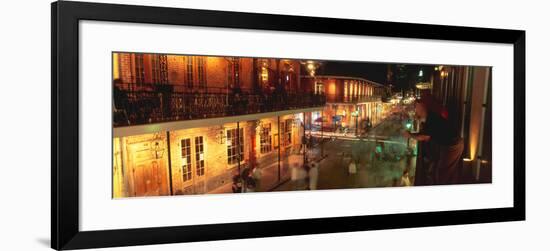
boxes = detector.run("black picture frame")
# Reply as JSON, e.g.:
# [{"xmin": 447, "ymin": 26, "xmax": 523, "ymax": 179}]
[{"xmin": 51, "ymin": 1, "xmax": 525, "ymax": 250}]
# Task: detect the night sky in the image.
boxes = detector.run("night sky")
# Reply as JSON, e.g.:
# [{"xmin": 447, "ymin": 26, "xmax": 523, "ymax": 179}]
[
  {"xmin": 320, "ymin": 61, "xmax": 389, "ymax": 84},
  {"xmin": 319, "ymin": 60, "xmax": 435, "ymax": 91}
]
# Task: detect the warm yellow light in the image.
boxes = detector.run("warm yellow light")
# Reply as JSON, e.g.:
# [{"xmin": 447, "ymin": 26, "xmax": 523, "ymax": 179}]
[
  {"xmin": 415, "ymin": 82, "xmax": 432, "ymax": 90},
  {"xmin": 463, "ymin": 158, "xmax": 472, "ymax": 162},
  {"xmin": 113, "ymin": 53, "xmax": 120, "ymax": 80},
  {"xmin": 261, "ymin": 67, "xmax": 269, "ymax": 82},
  {"xmin": 328, "ymin": 82, "xmax": 336, "ymax": 95}
]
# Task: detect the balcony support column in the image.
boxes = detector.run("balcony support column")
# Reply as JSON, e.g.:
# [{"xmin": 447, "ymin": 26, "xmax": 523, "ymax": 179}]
[
  {"xmin": 321, "ymin": 109, "xmax": 324, "ymax": 157},
  {"xmin": 237, "ymin": 121, "xmax": 241, "ymax": 175},
  {"xmin": 277, "ymin": 116, "xmax": 281, "ymax": 181},
  {"xmin": 303, "ymin": 112, "xmax": 307, "ymax": 167},
  {"xmin": 166, "ymin": 131, "xmax": 174, "ymax": 195}
]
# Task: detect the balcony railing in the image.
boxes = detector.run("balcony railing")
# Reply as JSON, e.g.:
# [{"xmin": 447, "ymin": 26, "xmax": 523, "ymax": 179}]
[
  {"xmin": 113, "ymin": 84, "xmax": 326, "ymax": 127},
  {"xmin": 325, "ymin": 94, "xmax": 382, "ymax": 104}
]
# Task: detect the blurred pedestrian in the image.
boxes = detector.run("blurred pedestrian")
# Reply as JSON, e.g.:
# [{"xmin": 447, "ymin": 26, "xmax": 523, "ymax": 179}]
[
  {"xmin": 348, "ymin": 160, "xmax": 357, "ymax": 175},
  {"xmin": 244, "ymin": 175, "xmax": 256, "ymax": 193},
  {"xmin": 251, "ymin": 166, "xmax": 262, "ymax": 192},
  {"xmin": 240, "ymin": 166, "xmax": 257, "ymax": 193},
  {"xmin": 308, "ymin": 161, "xmax": 319, "ymax": 190},
  {"xmin": 231, "ymin": 172, "xmax": 243, "ymax": 193},
  {"xmin": 401, "ymin": 170, "xmax": 412, "ymax": 186}
]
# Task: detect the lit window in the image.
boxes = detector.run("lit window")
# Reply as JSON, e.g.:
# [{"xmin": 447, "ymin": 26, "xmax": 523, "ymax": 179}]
[
  {"xmin": 152, "ymin": 54, "xmax": 168, "ymax": 84},
  {"xmin": 260, "ymin": 123, "xmax": 272, "ymax": 154},
  {"xmin": 281, "ymin": 119, "xmax": 292, "ymax": 147},
  {"xmin": 194, "ymin": 136, "xmax": 205, "ymax": 176},
  {"xmin": 261, "ymin": 67, "xmax": 269, "ymax": 83},
  {"xmin": 315, "ymin": 81, "xmax": 324, "ymax": 94},
  {"xmin": 180, "ymin": 138, "xmax": 192, "ymax": 182},
  {"xmin": 227, "ymin": 128, "xmax": 244, "ymax": 165}
]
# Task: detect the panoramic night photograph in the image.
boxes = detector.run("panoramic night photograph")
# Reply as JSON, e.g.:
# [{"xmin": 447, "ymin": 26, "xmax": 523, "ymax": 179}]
[{"xmin": 111, "ymin": 52, "xmax": 492, "ymax": 198}]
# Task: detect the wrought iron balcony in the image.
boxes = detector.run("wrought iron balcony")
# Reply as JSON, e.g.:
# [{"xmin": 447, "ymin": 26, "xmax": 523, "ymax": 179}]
[
  {"xmin": 325, "ymin": 94, "xmax": 382, "ymax": 104},
  {"xmin": 113, "ymin": 84, "xmax": 326, "ymax": 127}
]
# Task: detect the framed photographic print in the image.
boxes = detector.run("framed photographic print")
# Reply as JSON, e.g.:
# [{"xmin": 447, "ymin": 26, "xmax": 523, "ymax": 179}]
[{"xmin": 52, "ymin": 1, "xmax": 525, "ymax": 250}]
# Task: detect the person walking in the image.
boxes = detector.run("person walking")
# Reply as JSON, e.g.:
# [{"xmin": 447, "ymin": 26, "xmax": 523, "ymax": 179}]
[
  {"xmin": 231, "ymin": 171, "xmax": 243, "ymax": 193},
  {"xmin": 348, "ymin": 160, "xmax": 357, "ymax": 175},
  {"xmin": 251, "ymin": 166, "xmax": 262, "ymax": 192},
  {"xmin": 308, "ymin": 161, "xmax": 319, "ymax": 190}
]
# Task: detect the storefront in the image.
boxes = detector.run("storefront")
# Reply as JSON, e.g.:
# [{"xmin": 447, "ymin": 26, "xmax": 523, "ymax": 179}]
[
  {"xmin": 113, "ymin": 113, "xmax": 311, "ymax": 198},
  {"xmin": 113, "ymin": 133, "xmax": 171, "ymax": 198}
]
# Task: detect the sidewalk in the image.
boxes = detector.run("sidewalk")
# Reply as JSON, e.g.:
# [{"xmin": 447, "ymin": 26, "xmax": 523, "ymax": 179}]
[
  {"xmin": 258, "ymin": 153, "xmax": 305, "ymax": 192},
  {"xmin": 207, "ymin": 152, "xmax": 306, "ymax": 194},
  {"xmin": 273, "ymin": 155, "xmax": 327, "ymax": 191}
]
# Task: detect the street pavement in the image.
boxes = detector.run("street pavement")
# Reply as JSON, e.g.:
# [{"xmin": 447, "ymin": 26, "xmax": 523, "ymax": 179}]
[{"xmin": 275, "ymin": 115, "xmax": 417, "ymax": 191}]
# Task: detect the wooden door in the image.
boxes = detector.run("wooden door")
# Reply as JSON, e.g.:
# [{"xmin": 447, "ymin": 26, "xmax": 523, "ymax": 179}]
[{"xmin": 127, "ymin": 141, "xmax": 169, "ymax": 197}]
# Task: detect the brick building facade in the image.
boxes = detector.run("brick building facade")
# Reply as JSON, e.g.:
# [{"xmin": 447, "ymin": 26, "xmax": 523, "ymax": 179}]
[
  {"xmin": 112, "ymin": 53, "xmax": 322, "ymax": 198},
  {"xmin": 301, "ymin": 75, "xmax": 391, "ymax": 132}
]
